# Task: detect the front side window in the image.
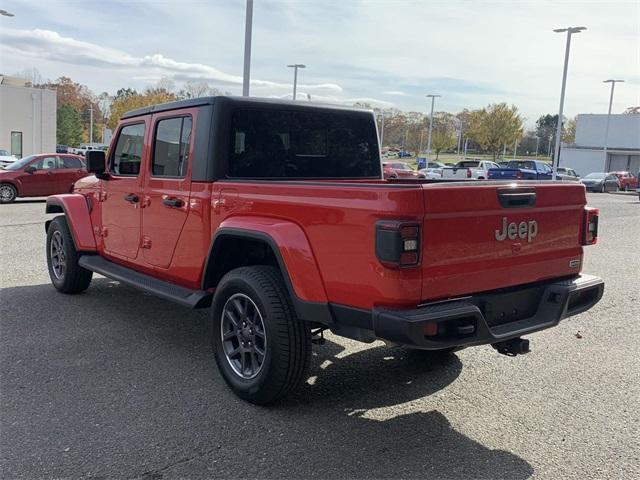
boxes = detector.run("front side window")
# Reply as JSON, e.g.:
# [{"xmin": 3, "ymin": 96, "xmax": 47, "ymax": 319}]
[
  {"xmin": 32, "ymin": 156, "xmax": 59, "ymax": 170},
  {"xmin": 152, "ymin": 117, "xmax": 192, "ymax": 177},
  {"xmin": 112, "ymin": 123, "xmax": 145, "ymax": 176},
  {"xmin": 228, "ymin": 108, "xmax": 380, "ymax": 178}
]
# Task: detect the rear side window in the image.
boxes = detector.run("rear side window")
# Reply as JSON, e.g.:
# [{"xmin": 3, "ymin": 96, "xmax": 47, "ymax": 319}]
[
  {"xmin": 456, "ymin": 161, "xmax": 480, "ymax": 168},
  {"xmin": 152, "ymin": 117, "xmax": 192, "ymax": 177},
  {"xmin": 61, "ymin": 156, "xmax": 83, "ymax": 168},
  {"xmin": 112, "ymin": 123, "xmax": 145, "ymax": 176},
  {"xmin": 228, "ymin": 108, "xmax": 380, "ymax": 178}
]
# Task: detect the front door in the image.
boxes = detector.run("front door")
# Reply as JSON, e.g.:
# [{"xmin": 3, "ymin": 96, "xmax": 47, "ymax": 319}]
[
  {"xmin": 141, "ymin": 113, "xmax": 194, "ymax": 268},
  {"xmin": 101, "ymin": 122, "xmax": 147, "ymax": 260},
  {"xmin": 22, "ymin": 155, "xmax": 60, "ymax": 196}
]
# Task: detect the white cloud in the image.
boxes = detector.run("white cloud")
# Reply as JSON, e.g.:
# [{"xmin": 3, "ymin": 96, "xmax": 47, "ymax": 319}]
[
  {"xmin": 383, "ymin": 91, "xmax": 408, "ymax": 96},
  {"xmin": 1, "ymin": 28, "xmax": 343, "ymax": 93}
]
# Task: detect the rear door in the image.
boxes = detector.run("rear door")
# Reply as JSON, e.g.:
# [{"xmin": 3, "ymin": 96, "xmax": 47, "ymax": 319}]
[
  {"xmin": 57, "ymin": 155, "xmax": 86, "ymax": 193},
  {"xmin": 141, "ymin": 111, "xmax": 194, "ymax": 268},
  {"xmin": 420, "ymin": 182, "xmax": 586, "ymax": 301}
]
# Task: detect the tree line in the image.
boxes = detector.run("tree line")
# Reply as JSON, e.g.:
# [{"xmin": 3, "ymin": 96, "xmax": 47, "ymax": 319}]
[{"xmin": 360, "ymin": 103, "xmax": 578, "ymax": 160}]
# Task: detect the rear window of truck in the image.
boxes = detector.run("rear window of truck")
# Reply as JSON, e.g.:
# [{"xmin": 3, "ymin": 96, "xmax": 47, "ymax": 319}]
[{"xmin": 228, "ymin": 109, "xmax": 381, "ymax": 178}]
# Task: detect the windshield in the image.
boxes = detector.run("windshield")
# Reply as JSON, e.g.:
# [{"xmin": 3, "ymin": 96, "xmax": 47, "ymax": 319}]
[
  {"xmin": 584, "ymin": 173, "xmax": 606, "ymax": 179},
  {"xmin": 0, "ymin": 149, "xmax": 10, "ymax": 156},
  {"xmin": 2, "ymin": 155, "xmax": 36, "ymax": 171}
]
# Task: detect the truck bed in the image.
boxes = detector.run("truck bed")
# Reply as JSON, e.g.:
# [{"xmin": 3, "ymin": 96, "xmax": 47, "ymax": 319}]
[{"xmin": 208, "ymin": 179, "xmax": 588, "ymax": 310}]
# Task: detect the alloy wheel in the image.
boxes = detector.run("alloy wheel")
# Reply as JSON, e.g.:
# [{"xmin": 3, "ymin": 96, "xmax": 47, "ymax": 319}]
[
  {"xmin": 220, "ymin": 293, "xmax": 267, "ymax": 379},
  {"xmin": 50, "ymin": 231, "xmax": 66, "ymax": 279}
]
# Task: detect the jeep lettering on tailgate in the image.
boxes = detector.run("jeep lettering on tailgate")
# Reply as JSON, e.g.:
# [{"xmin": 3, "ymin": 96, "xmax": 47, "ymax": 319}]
[{"xmin": 495, "ymin": 217, "xmax": 538, "ymax": 243}]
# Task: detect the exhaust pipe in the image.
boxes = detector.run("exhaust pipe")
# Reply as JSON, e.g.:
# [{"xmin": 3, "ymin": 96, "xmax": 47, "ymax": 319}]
[{"xmin": 492, "ymin": 337, "xmax": 530, "ymax": 356}]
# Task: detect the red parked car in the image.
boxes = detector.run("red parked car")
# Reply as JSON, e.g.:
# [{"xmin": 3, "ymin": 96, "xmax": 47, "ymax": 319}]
[
  {"xmin": 383, "ymin": 161, "xmax": 424, "ymax": 179},
  {"xmin": 0, "ymin": 154, "xmax": 87, "ymax": 203},
  {"xmin": 609, "ymin": 171, "xmax": 638, "ymax": 191}
]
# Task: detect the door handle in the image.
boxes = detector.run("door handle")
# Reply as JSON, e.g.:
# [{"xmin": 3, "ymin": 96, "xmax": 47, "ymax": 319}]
[
  {"xmin": 124, "ymin": 193, "xmax": 139, "ymax": 203},
  {"xmin": 163, "ymin": 197, "xmax": 183, "ymax": 208}
]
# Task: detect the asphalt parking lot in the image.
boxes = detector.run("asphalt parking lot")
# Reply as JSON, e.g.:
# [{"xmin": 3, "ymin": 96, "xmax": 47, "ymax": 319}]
[{"xmin": 1, "ymin": 192, "xmax": 639, "ymax": 479}]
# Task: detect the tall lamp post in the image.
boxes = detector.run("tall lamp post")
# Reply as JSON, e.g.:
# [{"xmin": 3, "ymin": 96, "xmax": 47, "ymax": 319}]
[
  {"xmin": 602, "ymin": 79, "xmax": 624, "ymax": 169},
  {"xmin": 551, "ymin": 26, "xmax": 586, "ymax": 180},
  {"xmin": 377, "ymin": 112, "xmax": 385, "ymax": 147},
  {"xmin": 242, "ymin": 0, "xmax": 253, "ymax": 96},
  {"xmin": 287, "ymin": 64, "xmax": 306, "ymax": 100},
  {"xmin": 425, "ymin": 94, "xmax": 441, "ymax": 159}
]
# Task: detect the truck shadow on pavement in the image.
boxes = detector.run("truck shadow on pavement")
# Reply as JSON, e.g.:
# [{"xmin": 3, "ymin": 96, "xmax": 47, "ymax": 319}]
[{"xmin": 1, "ymin": 278, "xmax": 534, "ymax": 480}]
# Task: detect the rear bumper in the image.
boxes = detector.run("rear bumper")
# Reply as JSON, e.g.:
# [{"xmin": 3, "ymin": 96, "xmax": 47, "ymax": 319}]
[{"xmin": 329, "ymin": 274, "xmax": 604, "ymax": 350}]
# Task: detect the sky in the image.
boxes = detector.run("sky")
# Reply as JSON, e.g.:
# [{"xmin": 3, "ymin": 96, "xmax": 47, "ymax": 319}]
[{"xmin": 1, "ymin": 0, "xmax": 638, "ymax": 126}]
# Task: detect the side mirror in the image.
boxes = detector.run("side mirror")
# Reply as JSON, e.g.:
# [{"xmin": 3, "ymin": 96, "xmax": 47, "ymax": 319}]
[
  {"xmin": 86, "ymin": 150, "xmax": 107, "ymax": 178},
  {"xmin": 25, "ymin": 165, "xmax": 36, "ymax": 174}
]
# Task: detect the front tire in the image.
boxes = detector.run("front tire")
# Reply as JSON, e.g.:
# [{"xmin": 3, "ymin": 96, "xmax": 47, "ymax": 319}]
[
  {"xmin": 46, "ymin": 216, "xmax": 93, "ymax": 293},
  {"xmin": 211, "ymin": 266, "xmax": 311, "ymax": 404},
  {"xmin": 0, "ymin": 183, "xmax": 17, "ymax": 203}
]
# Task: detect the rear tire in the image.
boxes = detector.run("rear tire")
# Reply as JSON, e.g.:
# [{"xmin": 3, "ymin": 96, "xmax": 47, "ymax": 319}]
[
  {"xmin": 46, "ymin": 216, "xmax": 93, "ymax": 294},
  {"xmin": 211, "ymin": 266, "xmax": 311, "ymax": 404},
  {"xmin": 0, "ymin": 183, "xmax": 17, "ymax": 204}
]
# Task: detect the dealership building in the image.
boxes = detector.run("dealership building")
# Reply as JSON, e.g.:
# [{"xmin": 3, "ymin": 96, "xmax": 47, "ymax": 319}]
[
  {"xmin": 0, "ymin": 75, "xmax": 57, "ymax": 158},
  {"xmin": 559, "ymin": 114, "xmax": 640, "ymax": 176}
]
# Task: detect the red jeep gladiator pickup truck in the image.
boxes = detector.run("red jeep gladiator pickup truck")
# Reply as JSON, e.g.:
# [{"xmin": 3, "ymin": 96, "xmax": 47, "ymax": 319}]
[{"xmin": 44, "ymin": 97, "xmax": 604, "ymax": 404}]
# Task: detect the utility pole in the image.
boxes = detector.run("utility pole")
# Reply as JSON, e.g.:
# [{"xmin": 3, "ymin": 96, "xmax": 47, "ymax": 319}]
[
  {"xmin": 456, "ymin": 119, "xmax": 463, "ymax": 158},
  {"xmin": 513, "ymin": 139, "xmax": 518, "ymax": 159},
  {"xmin": 548, "ymin": 136, "xmax": 553, "ymax": 157},
  {"xmin": 379, "ymin": 112, "xmax": 385, "ymax": 147},
  {"xmin": 89, "ymin": 106, "xmax": 94, "ymax": 145},
  {"xmin": 287, "ymin": 64, "xmax": 306, "ymax": 100},
  {"xmin": 602, "ymin": 79, "xmax": 624, "ymax": 169},
  {"xmin": 464, "ymin": 138, "xmax": 469, "ymax": 158},
  {"xmin": 242, "ymin": 0, "xmax": 253, "ymax": 96},
  {"xmin": 535, "ymin": 136, "xmax": 540, "ymax": 159},
  {"xmin": 551, "ymin": 26, "xmax": 586, "ymax": 179},
  {"xmin": 425, "ymin": 94, "xmax": 441, "ymax": 159}
]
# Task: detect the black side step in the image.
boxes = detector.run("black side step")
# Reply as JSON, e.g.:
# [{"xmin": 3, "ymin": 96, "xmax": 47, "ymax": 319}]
[{"xmin": 78, "ymin": 255, "xmax": 212, "ymax": 309}]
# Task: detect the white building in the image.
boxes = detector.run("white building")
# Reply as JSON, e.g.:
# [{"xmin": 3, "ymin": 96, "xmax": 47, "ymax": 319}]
[
  {"xmin": 559, "ymin": 114, "xmax": 640, "ymax": 176},
  {"xmin": 0, "ymin": 75, "xmax": 57, "ymax": 158}
]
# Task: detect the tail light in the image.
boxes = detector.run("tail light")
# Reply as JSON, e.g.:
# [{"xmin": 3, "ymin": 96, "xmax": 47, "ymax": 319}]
[
  {"xmin": 582, "ymin": 207, "xmax": 599, "ymax": 245},
  {"xmin": 516, "ymin": 171, "xmax": 524, "ymax": 179},
  {"xmin": 466, "ymin": 168, "xmax": 472, "ymax": 178},
  {"xmin": 375, "ymin": 220, "xmax": 421, "ymax": 268}
]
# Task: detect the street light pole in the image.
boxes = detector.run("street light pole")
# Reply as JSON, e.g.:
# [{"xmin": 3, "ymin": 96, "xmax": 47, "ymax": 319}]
[
  {"xmin": 602, "ymin": 79, "xmax": 624, "ymax": 169},
  {"xmin": 287, "ymin": 64, "xmax": 306, "ymax": 100},
  {"xmin": 425, "ymin": 94, "xmax": 441, "ymax": 159},
  {"xmin": 513, "ymin": 139, "xmax": 518, "ymax": 160},
  {"xmin": 242, "ymin": 0, "xmax": 253, "ymax": 97},
  {"xmin": 551, "ymin": 26, "xmax": 586, "ymax": 180},
  {"xmin": 548, "ymin": 136, "xmax": 553, "ymax": 157},
  {"xmin": 535, "ymin": 136, "xmax": 540, "ymax": 159}
]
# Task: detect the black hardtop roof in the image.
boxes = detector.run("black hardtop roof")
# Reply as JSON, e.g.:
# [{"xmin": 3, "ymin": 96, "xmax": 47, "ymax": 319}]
[{"xmin": 121, "ymin": 96, "xmax": 373, "ymax": 120}]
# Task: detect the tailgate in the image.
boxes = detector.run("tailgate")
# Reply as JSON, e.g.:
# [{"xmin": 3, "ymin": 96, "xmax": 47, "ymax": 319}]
[
  {"xmin": 421, "ymin": 182, "xmax": 586, "ymax": 301},
  {"xmin": 442, "ymin": 168, "xmax": 467, "ymax": 179}
]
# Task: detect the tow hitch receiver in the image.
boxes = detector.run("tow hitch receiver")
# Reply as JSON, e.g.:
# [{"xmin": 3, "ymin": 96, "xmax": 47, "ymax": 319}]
[{"xmin": 492, "ymin": 337, "xmax": 530, "ymax": 356}]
